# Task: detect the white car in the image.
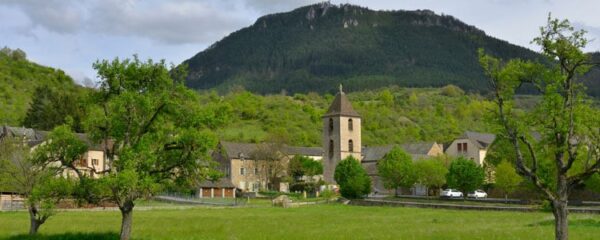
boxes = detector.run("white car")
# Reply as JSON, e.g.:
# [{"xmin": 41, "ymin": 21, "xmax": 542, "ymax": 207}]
[
  {"xmin": 467, "ymin": 190, "xmax": 488, "ymax": 199},
  {"xmin": 441, "ymin": 189, "xmax": 463, "ymax": 198}
]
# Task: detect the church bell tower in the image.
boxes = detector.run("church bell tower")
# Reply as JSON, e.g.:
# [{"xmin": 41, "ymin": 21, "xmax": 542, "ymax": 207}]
[{"xmin": 322, "ymin": 85, "xmax": 362, "ymax": 183}]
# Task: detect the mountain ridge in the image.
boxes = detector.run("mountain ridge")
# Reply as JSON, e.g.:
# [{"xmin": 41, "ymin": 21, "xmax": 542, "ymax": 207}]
[{"xmin": 181, "ymin": 3, "xmax": 552, "ymax": 94}]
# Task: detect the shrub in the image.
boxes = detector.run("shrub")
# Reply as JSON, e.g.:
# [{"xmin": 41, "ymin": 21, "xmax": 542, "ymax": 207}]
[
  {"xmin": 334, "ymin": 156, "xmax": 371, "ymax": 199},
  {"xmin": 446, "ymin": 157, "xmax": 485, "ymax": 196}
]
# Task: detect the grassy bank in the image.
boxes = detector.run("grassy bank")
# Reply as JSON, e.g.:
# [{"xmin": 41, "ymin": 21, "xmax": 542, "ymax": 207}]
[{"xmin": 1, "ymin": 204, "xmax": 600, "ymax": 239}]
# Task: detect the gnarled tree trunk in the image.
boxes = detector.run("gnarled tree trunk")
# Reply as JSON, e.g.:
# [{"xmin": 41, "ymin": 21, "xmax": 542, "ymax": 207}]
[
  {"xmin": 28, "ymin": 205, "xmax": 44, "ymax": 235},
  {"xmin": 119, "ymin": 200, "xmax": 135, "ymax": 240}
]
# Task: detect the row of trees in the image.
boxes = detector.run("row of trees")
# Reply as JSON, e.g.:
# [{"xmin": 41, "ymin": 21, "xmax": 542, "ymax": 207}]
[
  {"xmin": 377, "ymin": 147, "xmax": 487, "ymax": 197},
  {"xmin": 333, "ymin": 146, "xmax": 524, "ymax": 200}
]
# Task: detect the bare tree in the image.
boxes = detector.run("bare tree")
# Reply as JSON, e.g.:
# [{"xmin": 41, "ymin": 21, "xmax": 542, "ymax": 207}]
[{"xmin": 0, "ymin": 137, "xmax": 72, "ymax": 235}]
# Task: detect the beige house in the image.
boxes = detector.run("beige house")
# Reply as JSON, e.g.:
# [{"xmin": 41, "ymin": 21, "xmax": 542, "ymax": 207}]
[
  {"xmin": 445, "ymin": 131, "xmax": 496, "ymax": 166},
  {"xmin": 211, "ymin": 141, "xmax": 322, "ymax": 193},
  {"xmin": 1, "ymin": 126, "xmax": 111, "ymax": 179}
]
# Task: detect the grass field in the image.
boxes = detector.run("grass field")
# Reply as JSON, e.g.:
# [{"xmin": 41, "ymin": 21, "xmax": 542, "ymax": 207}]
[{"xmin": 1, "ymin": 202, "xmax": 600, "ymax": 240}]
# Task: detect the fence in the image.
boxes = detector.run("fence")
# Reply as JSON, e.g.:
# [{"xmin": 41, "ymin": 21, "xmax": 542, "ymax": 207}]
[
  {"xmin": 156, "ymin": 192, "xmax": 246, "ymax": 206},
  {"xmin": 0, "ymin": 193, "xmax": 25, "ymax": 211}
]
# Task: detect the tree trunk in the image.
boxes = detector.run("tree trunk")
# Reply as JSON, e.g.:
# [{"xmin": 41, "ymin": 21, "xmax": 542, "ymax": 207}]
[
  {"xmin": 119, "ymin": 200, "xmax": 135, "ymax": 240},
  {"xmin": 552, "ymin": 199, "xmax": 569, "ymax": 240},
  {"xmin": 28, "ymin": 205, "xmax": 42, "ymax": 235}
]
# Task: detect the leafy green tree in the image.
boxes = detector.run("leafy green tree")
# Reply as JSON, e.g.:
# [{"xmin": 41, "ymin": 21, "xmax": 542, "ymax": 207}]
[
  {"xmin": 494, "ymin": 161, "xmax": 522, "ymax": 200},
  {"xmin": 377, "ymin": 147, "xmax": 417, "ymax": 196},
  {"xmin": 480, "ymin": 16, "xmax": 600, "ymax": 240},
  {"xmin": 334, "ymin": 156, "xmax": 371, "ymax": 199},
  {"xmin": 23, "ymin": 86, "xmax": 88, "ymax": 133},
  {"xmin": 0, "ymin": 136, "xmax": 73, "ymax": 235},
  {"xmin": 415, "ymin": 157, "xmax": 448, "ymax": 196},
  {"xmin": 584, "ymin": 173, "xmax": 600, "ymax": 193},
  {"xmin": 446, "ymin": 157, "xmax": 485, "ymax": 197},
  {"xmin": 289, "ymin": 155, "xmax": 323, "ymax": 182},
  {"xmin": 83, "ymin": 57, "xmax": 218, "ymax": 240}
]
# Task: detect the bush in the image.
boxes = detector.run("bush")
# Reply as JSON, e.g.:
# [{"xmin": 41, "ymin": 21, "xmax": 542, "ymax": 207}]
[
  {"xmin": 290, "ymin": 182, "xmax": 319, "ymax": 193},
  {"xmin": 258, "ymin": 191, "xmax": 302, "ymax": 199},
  {"xmin": 541, "ymin": 200, "xmax": 553, "ymax": 212},
  {"xmin": 440, "ymin": 84, "xmax": 465, "ymax": 97},
  {"xmin": 334, "ymin": 156, "xmax": 371, "ymax": 199},
  {"xmin": 446, "ymin": 157, "xmax": 485, "ymax": 196}
]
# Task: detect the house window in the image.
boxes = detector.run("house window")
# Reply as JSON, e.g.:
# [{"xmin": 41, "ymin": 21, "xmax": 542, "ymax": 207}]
[
  {"xmin": 329, "ymin": 140, "xmax": 334, "ymax": 158},
  {"xmin": 348, "ymin": 119, "xmax": 353, "ymax": 131},
  {"xmin": 253, "ymin": 182, "xmax": 260, "ymax": 191},
  {"xmin": 91, "ymin": 159, "xmax": 99, "ymax": 166},
  {"xmin": 78, "ymin": 158, "xmax": 87, "ymax": 167},
  {"xmin": 240, "ymin": 167, "xmax": 245, "ymax": 176},
  {"xmin": 329, "ymin": 118, "xmax": 334, "ymax": 132},
  {"xmin": 254, "ymin": 168, "xmax": 258, "ymax": 175},
  {"xmin": 348, "ymin": 139, "xmax": 354, "ymax": 152},
  {"xmin": 457, "ymin": 143, "xmax": 468, "ymax": 153}
]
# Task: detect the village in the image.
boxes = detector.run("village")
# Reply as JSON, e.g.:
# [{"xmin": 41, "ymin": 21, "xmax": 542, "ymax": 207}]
[
  {"xmin": 3, "ymin": 85, "xmax": 500, "ymax": 205},
  {"xmin": 1, "ymin": 2, "xmax": 599, "ymax": 240}
]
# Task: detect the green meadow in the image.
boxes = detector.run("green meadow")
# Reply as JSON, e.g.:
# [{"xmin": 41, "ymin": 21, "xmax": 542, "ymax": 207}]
[{"xmin": 2, "ymin": 203, "xmax": 600, "ymax": 240}]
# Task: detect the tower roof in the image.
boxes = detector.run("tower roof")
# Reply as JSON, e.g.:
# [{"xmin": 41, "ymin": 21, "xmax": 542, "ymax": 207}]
[{"xmin": 323, "ymin": 85, "xmax": 360, "ymax": 118}]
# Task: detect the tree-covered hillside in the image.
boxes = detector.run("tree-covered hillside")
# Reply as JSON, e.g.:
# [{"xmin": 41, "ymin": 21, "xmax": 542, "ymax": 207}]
[
  {"xmin": 200, "ymin": 85, "xmax": 496, "ymax": 147},
  {"xmin": 584, "ymin": 52, "xmax": 600, "ymax": 96},
  {"xmin": 182, "ymin": 3, "xmax": 546, "ymax": 95},
  {"xmin": 0, "ymin": 47, "xmax": 82, "ymax": 125}
]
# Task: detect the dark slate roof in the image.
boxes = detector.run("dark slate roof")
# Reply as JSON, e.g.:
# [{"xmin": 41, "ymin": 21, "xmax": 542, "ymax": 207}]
[
  {"xmin": 1, "ymin": 126, "xmax": 108, "ymax": 151},
  {"xmin": 323, "ymin": 88, "xmax": 360, "ymax": 118},
  {"xmin": 197, "ymin": 178, "xmax": 236, "ymax": 188},
  {"xmin": 1, "ymin": 126, "xmax": 47, "ymax": 141},
  {"xmin": 220, "ymin": 141, "xmax": 323, "ymax": 159},
  {"xmin": 362, "ymin": 142, "xmax": 439, "ymax": 161},
  {"xmin": 362, "ymin": 161, "xmax": 378, "ymax": 175},
  {"xmin": 459, "ymin": 131, "xmax": 496, "ymax": 149},
  {"xmin": 220, "ymin": 142, "xmax": 261, "ymax": 159},
  {"xmin": 285, "ymin": 146, "xmax": 323, "ymax": 156}
]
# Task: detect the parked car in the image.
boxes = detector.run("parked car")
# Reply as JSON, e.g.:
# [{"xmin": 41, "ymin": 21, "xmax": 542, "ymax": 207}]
[
  {"xmin": 440, "ymin": 189, "xmax": 463, "ymax": 198},
  {"xmin": 467, "ymin": 190, "xmax": 488, "ymax": 199}
]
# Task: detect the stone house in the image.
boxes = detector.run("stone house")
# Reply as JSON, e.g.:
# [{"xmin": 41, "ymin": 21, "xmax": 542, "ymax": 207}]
[
  {"xmin": 445, "ymin": 131, "xmax": 496, "ymax": 166},
  {"xmin": 210, "ymin": 141, "xmax": 322, "ymax": 194},
  {"xmin": 361, "ymin": 142, "xmax": 445, "ymax": 195},
  {"xmin": 1, "ymin": 126, "xmax": 111, "ymax": 179}
]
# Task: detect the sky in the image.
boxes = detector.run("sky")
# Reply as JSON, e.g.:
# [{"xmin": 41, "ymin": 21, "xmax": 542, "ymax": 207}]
[{"xmin": 1, "ymin": 0, "xmax": 599, "ymax": 85}]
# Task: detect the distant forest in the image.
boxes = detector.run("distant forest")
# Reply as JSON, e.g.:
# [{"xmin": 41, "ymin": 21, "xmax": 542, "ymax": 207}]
[{"xmin": 180, "ymin": 3, "xmax": 599, "ymax": 96}]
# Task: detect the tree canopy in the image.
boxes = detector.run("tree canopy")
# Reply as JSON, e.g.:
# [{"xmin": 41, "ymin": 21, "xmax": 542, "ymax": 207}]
[
  {"xmin": 480, "ymin": 15, "xmax": 600, "ymax": 240},
  {"xmin": 377, "ymin": 147, "xmax": 417, "ymax": 196},
  {"xmin": 446, "ymin": 157, "xmax": 485, "ymax": 195},
  {"xmin": 334, "ymin": 156, "xmax": 371, "ymax": 199}
]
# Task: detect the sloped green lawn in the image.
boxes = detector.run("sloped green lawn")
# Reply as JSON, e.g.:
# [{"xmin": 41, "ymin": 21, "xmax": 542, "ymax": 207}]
[{"xmin": 1, "ymin": 204, "xmax": 599, "ymax": 240}]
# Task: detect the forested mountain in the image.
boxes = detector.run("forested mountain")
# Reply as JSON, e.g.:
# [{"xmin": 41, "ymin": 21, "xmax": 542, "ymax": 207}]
[
  {"xmin": 0, "ymin": 47, "xmax": 83, "ymax": 126},
  {"xmin": 182, "ymin": 3, "xmax": 548, "ymax": 95},
  {"xmin": 584, "ymin": 52, "xmax": 600, "ymax": 96}
]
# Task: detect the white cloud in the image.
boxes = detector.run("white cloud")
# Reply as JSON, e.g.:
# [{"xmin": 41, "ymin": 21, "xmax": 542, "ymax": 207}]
[
  {"xmin": 3, "ymin": 0, "xmax": 85, "ymax": 34},
  {"xmin": 1, "ymin": 0, "xmax": 599, "ymax": 85},
  {"xmin": 86, "ymin": 0, "xmax": 250, "ymax": 44}
]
